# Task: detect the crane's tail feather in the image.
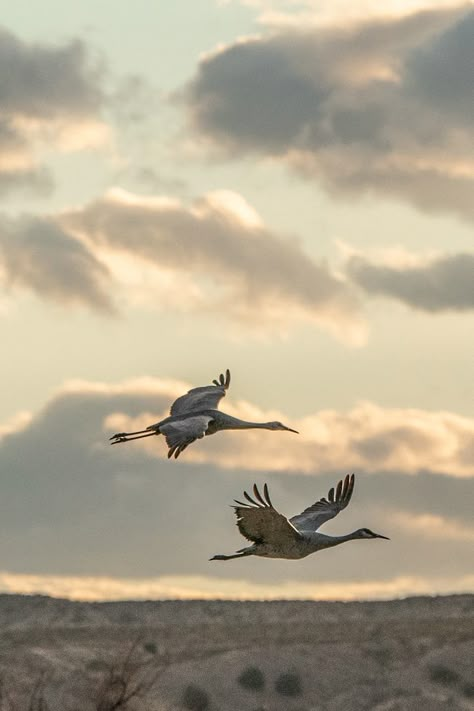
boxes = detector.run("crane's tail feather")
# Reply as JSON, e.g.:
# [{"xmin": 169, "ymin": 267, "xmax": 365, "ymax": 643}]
[{"xmin": 110, "ymin": 431, "xmax": 159, "ymax": 445}]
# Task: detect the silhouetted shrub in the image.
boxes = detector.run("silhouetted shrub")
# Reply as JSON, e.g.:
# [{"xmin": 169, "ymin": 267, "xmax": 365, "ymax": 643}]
[
  {"xmin": 0, "ymin": 640, "xmax": 167, "ymax": 711},
  {"xmin": 275, "ymin": 671, "xmax": 302, "ymax": 697},
  {"xmin": 429, "ymin": 665, "xmax": 460, "ymax": 685},
  {"xmin": 143, "ymin": 642, "xmax": 157, "ymax": 655},
  {"xmin": 237, "ymin": 666, "xmax": 265, "ymax": 691},
  {"xmin": 182, "ymin": 684, "xmax": 210, "ymax": 711},
  {"xmin": 94, "ymin": 639, "xmax": 164, "ymax": 711}
]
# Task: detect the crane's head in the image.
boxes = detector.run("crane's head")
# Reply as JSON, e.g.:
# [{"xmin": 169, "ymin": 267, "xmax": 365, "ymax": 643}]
[
  {"xmin": 354, "ymin": 527, "xmax": 390, "ymax": 540},
  {"xmin": 266, "ymin": 421, "xmax": 299, "ymax": 434}
]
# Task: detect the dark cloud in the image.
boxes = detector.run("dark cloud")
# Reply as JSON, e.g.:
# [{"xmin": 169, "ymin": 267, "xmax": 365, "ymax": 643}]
[
  {"xmin": 0, "ymin": 26, "xmax": 105, "ymax": 194},
  {"xmin": 406, "ymin": 8, "xmax": 474, "ymax": 121},
  {"xmin": 182, "ymin": 6, "xmax": 474, "ymax": 221},
  {"xmin": 0, "ymin": 165, "xmax": 52, "ymax": 196},
  {"xmin": 0, "ymin": 215, "xmax": 114, "ymax": 311},
  {"xmin": 0, "ymin": 27, "xmax": 103, "ymax": 118},
  {"xmin": 346, "ymin": 251, "xmax": 474, "ymax": 312},
  {"xmin": 0, "ymin": 380, "xmax": 472, "ymax": 587}
]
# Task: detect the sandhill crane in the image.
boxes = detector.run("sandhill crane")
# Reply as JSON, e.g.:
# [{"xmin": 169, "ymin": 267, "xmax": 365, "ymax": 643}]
[
  {"xmin": 109, "ymin": 369, "xmax": 298, "ymax": 459},
  {"xmin": 210, "ymin": 474, "xmax": 389, "ymax": 561}
]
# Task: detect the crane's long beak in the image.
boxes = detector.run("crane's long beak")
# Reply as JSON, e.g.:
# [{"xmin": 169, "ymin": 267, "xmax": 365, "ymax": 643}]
[
  {"xmin": 375, "ymin": 534, "xmax": 390, "ymax": 540},
  {"xmin": 284, "ymin": 426, "xmax": 299, "ymax": 434}
]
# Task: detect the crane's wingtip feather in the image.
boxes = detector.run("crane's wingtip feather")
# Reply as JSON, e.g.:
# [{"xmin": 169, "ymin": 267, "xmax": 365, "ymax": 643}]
[
  {"xmin": 252, "ymin": 483, "xmax": 267, "ymax": 506},
  {"xmin": 263, "ymin": 482, "xmax": 273, "ymax": 508},
  {"xmin": 233, "ymin": 499, "xmax": 250, "ymax": 507},
  {"xmin": 243, "ymin": 490, "xmax": 253, "ymax": 503}
]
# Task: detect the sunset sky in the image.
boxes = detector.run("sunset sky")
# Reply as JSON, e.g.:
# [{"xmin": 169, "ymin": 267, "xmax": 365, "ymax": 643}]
[{"xmin": 0, "ymin": 0, "xmax": 473, "ymax": 601}]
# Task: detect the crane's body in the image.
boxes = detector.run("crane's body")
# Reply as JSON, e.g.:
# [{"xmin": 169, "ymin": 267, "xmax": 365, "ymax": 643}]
[
  {"xmin": 161, "ymin": 409, "xmax": 290, "ymax": 434},
  {"xmin": 211, "ymin": 474, "xmax": 389, "ymax": 561},
  {"xmin": 109, "ymin": 370, "xmax": 298, "ymax": 458},
  {"xmin": 243, "ymin": 532, "xmax": 363, "ymax": 559}
]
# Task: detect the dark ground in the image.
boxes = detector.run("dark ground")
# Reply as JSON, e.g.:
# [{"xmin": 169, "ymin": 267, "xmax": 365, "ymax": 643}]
[{"xmin": 0, "ymin": 593, "xmax": 473, "ymax": 710}]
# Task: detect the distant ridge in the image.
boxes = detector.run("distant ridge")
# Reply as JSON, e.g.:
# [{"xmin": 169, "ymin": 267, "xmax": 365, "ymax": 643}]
[{"xmin": 0, "ymin": 591, "xmax": 472, "ymax": 630}]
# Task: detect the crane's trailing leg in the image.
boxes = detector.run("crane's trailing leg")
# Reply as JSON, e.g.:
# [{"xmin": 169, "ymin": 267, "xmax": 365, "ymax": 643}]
[
  {"xmin": 106, "ymin": 369, "xmax": 298, "ymax": 458},
  {"xmin": 210, "ymin": 547, "xmax": 254, "ymax": 561},
  {"xmin": 212, "ymin": 475, "xmax": 389, "ymax": 562},
  {"xmin": 210, "ymin": 552, "xmax": 252, "ymax": 561},
  {"xmin": 110, "ymin": 429, "xmax": 158, "ymax": 444}
]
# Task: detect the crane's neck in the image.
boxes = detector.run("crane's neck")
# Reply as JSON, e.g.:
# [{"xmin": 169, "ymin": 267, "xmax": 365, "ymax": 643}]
[
  {"xmin": 220, "ymin": 415, "xmax": 275, "ymax": 430},
  {"xmin": 309, "ymin": 531, "xmax": 360, "ymax": 549}
]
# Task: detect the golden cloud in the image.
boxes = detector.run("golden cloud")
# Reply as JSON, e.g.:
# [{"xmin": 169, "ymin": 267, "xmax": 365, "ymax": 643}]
[
  {"xmin": 1, "ymin": 570, "xmax": 472, "ymax": 602},
  {"xmin": 391, "ymin": 511, "xmax": 474, "ymax": 541},
  {"xmin": 107, "ymin": 393, "xmax": 474, "ymax": 477}
]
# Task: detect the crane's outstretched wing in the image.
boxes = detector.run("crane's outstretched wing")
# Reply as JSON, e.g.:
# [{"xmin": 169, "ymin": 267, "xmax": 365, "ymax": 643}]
[
  {"xmin": 170, "ymin": 370, "xmax": 231, "ymax": 416},
  {"xmin": 160, "ymin": 416, "xmax": 215, "ymax": 459},
  {"xmin": 290, "ymin": 474, "xmax": 355, "ymax": 532},
  {"xmin": 233, "ymin": 484, "xmax": 302, "ymax": 545}
]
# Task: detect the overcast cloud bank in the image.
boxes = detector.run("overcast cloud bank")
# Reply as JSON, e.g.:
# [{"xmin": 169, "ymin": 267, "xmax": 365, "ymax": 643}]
[
  {"xmin": 346, "ymin": 249, "xmax": 474, "ymax": 312},
  {"xmin": 0, "ymin": 378, "xmax": 472, "ymax": 593}
]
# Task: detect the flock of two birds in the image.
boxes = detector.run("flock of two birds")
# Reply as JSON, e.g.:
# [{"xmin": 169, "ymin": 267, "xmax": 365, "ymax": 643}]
[{"xmin": 110, "ymin": 369, "xmax": 389, "ymax": 562}]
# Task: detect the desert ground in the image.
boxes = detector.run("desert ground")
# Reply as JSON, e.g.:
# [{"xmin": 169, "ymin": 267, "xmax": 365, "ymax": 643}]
[{"xmin": 0, "ymin": 593, "xmax": 472, "ymax": 710}]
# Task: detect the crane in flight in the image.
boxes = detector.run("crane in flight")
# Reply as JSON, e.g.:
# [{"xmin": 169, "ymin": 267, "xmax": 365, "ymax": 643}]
[
  {"xmin": 210, "ymin": 474, "xmax": 389, "ymax": 561},
  {"xmin": 109, "ymin": 369, "xmax": 298, "ymax": 459}
]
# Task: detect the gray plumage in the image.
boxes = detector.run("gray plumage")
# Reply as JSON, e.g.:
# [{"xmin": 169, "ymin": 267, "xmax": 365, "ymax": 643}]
[
  {"xmin": 109, "ymin": 369, "xmax": 298, "ymax": 459},
  {"xmin": 210, "ymin": 474, "xmax": 389, "ymax": 561}
]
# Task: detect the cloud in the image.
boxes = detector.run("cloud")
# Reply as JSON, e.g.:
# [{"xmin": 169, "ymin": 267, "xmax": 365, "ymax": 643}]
[
  {"xmin": 0, "ymin": 188, "xmax": 364, "ymax": 338},
  {"xmin": 345, "ymin": 249, "xmax": 474, "ymax": 312},
  {"xmin": 223, "ymin": 0, "xmax": 473, "ymax": 27},
  {"xmin": 3, "ymin": 187, "xmax": 472, "ymax": 329},
  {"xmin": 392, "ymin": 512, "xmax": 474, "ymax": 542},
  {"xmin": 59, "ymin": 188, "xmax": 364, "ymax": 341},
  {"xmin": 0, "ymin": 215, "xmax": 114, "ymax": 312},
  {"xmin": 0, "ymin": 26, "xmax": 107, "ymax": 194},
  {"xmin": 184, "ymin": 6, "xmax": 474, "ymax": 221},
  {"xmin": 0, "ymin": 377, "xmax": 472, "ymax": 592}
]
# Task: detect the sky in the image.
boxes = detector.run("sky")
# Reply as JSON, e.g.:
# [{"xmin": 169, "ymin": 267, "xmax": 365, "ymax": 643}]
[{"xmin": 0, "ymin": 0, "xmax": 473, "ymax": 602}]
